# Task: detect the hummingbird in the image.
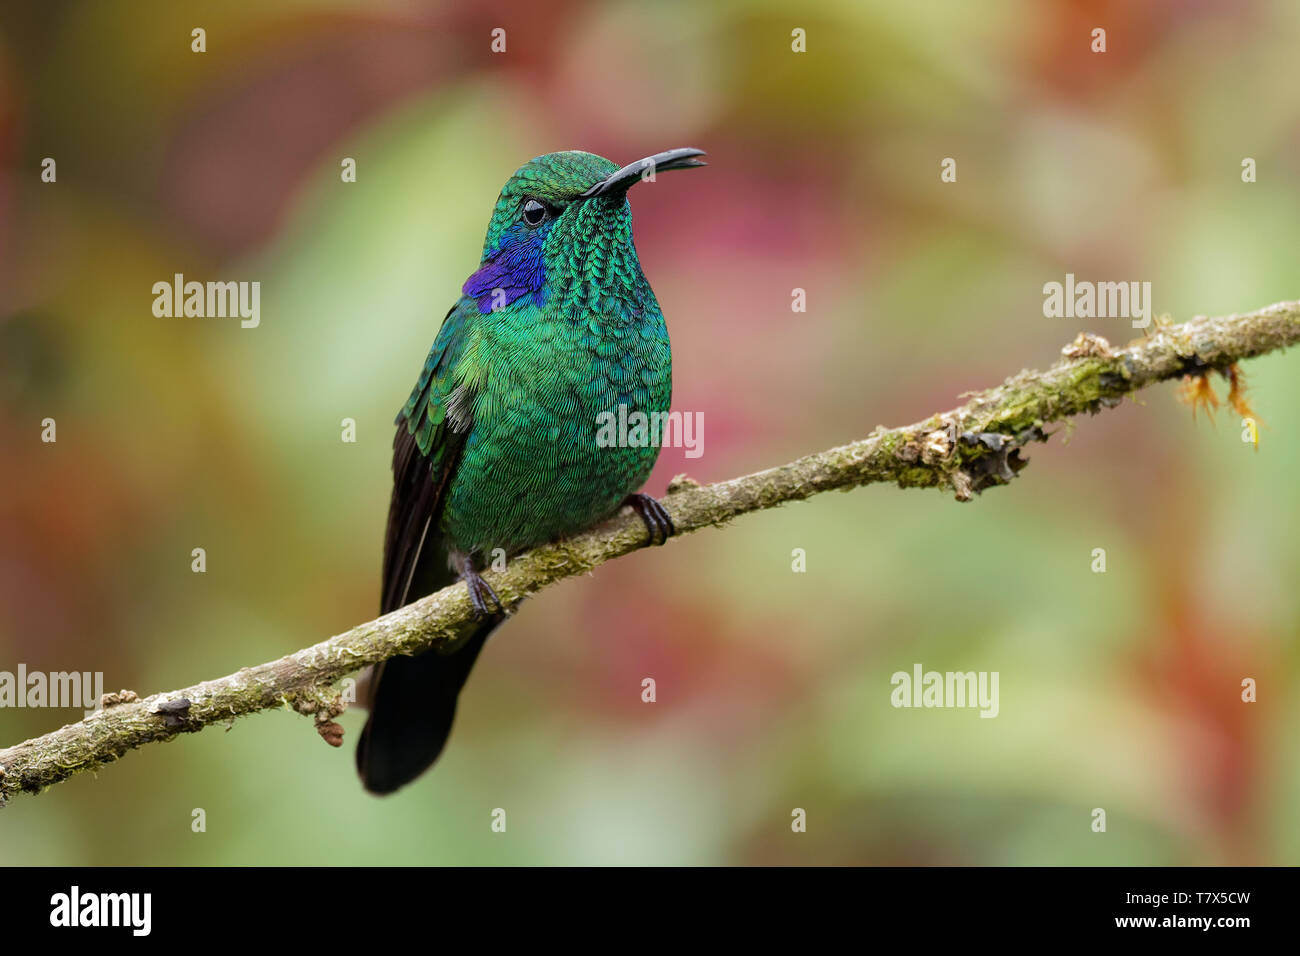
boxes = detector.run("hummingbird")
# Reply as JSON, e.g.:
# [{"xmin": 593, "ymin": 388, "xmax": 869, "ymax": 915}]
[{"xmin": 356, "ymin": 147, "xmax": 706, "ymax": 794}]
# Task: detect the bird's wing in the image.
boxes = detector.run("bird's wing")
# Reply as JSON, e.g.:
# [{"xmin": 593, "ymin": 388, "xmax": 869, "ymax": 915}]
[{"xmin": 380, "ymin": 300, "xmax": 480, "ymax": 615}]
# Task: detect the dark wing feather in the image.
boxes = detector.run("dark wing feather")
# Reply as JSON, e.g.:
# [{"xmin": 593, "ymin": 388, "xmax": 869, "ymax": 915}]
[
  {"xmin": 379, "ymin": 302, "xmax": 476, "ymax": 614},
  {"xmin": 360, "ymin": 300, "xmax": 489, "ymax": 794}
]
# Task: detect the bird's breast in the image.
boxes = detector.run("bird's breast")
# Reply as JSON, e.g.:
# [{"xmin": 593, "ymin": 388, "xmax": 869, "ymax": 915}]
[{"xmin": 441, "ymin": 306, "xmax": 672, "ymax": 556}]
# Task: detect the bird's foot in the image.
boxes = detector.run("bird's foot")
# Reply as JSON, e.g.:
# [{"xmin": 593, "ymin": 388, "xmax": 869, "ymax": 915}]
[
  {"xmin": 624, "ymin": 493, "xmax": 675, "ymax": 546},
  {"xmin": 457, "ymin": 558, "xmax": 505, "ymax": 619}
]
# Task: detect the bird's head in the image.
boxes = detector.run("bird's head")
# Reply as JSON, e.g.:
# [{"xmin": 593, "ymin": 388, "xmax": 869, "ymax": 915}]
[{"xmin": 463, "ymin": 148, "xmax": 705, "ymax": 315}]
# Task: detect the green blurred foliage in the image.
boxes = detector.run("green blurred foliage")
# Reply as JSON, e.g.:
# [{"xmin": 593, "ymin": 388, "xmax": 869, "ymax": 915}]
[{"xmin": 1, "ymin": 0, "xmax": 1298, "ymax": 864}]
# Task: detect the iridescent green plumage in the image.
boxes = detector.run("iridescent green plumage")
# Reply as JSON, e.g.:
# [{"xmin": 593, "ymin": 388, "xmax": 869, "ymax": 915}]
[{"xmin": 357, "ymin": 148, "xmax": 704, "ymax": 793}]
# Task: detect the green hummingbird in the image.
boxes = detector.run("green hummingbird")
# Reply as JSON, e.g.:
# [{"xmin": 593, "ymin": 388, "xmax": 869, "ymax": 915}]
[{"xmin": 356, "ymin": 147, "xmax": 706, "ymax": 793}]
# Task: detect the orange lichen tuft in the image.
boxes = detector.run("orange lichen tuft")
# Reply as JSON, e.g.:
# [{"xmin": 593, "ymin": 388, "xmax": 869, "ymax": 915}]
[
  {"xmin": 1225, "ymin": 364, "xmax": 1262, "ymax": 450},
  {"xmin": 1223, "ymin": 363, "xmax": 1257, "ymax": 421},
  {"xmin": 1178, "ymin": 372, "xmax": 1220, "ymax": 421},
  {"xmin": 1177, "ymin": 365, "xmax": 1263, "ymax": 447}
]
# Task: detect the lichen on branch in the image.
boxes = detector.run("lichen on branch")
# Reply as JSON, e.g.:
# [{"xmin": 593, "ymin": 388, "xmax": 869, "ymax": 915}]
[{"xmin": 2, "ymin": 299, "xmax": 1296, "ymax": 801}]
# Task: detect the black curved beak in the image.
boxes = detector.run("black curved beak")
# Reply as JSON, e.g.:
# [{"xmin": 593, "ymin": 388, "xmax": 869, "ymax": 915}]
[{"xmin": 579, "ymin": 147, "xmax": 706, "ymax": 199}]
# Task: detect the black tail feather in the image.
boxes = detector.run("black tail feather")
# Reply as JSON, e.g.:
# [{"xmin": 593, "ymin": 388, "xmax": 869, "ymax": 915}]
[{"xmin": 355, "ymin": 621, "xmax": 497, "ymax": 795}]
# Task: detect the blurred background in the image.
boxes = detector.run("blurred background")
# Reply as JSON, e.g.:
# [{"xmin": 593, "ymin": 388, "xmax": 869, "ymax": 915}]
[{"xmin": 2, "ymin": 0, "xmax": 1298, "ymax": 865}]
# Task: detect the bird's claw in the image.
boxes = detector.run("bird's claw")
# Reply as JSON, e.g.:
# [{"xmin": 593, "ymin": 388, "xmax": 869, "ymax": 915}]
[
  {"xmin": 463, "ymin": 566, "xmax": 505, "ymax": 619},
  {"xmin": 625, "ymin": 493, "xmax": 675, "ymax": 546}
]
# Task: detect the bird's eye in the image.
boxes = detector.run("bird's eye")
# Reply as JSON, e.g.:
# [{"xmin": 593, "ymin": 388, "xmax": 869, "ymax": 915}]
[{"xmin": 522, "ymin": 198, "xmax": 548, "ymax": 227}]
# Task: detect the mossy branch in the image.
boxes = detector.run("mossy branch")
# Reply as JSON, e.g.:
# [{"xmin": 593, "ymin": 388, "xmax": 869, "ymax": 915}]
[{"xmin": 2, "ymin": 300, "xmax": 1297, "ymax": 801}]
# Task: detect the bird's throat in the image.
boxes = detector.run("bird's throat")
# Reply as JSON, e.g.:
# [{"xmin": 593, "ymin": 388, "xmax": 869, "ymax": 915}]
[{"xmin": 462, "ymin": 201, "xmax": 650, "ymax": 322}]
